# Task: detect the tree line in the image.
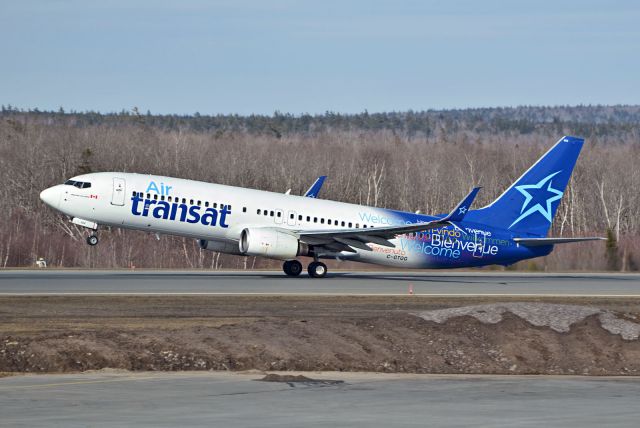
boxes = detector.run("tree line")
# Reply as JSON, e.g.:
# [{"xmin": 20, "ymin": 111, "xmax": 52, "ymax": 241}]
[{"xmin": 0, "ymin": 106, "xmax": 638, "ymax": 271}]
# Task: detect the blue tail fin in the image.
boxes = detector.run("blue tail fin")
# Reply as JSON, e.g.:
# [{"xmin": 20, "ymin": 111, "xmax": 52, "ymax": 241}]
[{"xmin": 471, "ymin": 136, "xmax": 584, "ymax": 237}]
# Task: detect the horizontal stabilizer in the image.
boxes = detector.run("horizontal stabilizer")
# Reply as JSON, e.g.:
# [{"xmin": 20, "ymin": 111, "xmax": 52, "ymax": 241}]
[{"xmin": 513, "ymin": 237, "xmax": 606, "ymax": 247}]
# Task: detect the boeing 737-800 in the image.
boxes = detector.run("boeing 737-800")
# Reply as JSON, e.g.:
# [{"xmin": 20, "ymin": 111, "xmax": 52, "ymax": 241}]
[{"xmin": 40, "ymin": 136, "xmax": 603, "ymax": 278}]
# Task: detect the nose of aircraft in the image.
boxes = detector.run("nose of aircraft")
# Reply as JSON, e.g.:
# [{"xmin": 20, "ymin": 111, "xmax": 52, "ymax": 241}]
[{"xmin": 40, "ymin": 186, "xmax": 61, "ymax": 209}]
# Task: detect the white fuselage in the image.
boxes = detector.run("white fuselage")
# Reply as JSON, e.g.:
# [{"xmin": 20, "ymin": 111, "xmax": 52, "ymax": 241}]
[{"xmin": 41, "ymin": 172, "xmax": 423, "ymax": 267}]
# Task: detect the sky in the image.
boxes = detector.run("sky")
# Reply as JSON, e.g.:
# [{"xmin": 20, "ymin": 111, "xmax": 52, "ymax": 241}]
[{"xmin": 2, "ymin": 0, "xmax": 639, "ymax": 115}]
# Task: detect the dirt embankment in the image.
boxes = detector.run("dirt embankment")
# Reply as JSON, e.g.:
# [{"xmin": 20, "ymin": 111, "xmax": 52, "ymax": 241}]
[{"xmin": 1, "ymin": 296, "xmax": 640, "ymax": 375}]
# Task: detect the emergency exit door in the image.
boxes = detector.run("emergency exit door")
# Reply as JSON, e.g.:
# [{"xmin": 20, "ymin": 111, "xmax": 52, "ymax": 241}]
[{"xmin": 111, "ymin": 178, "xmax": 126, "ymax": 206}]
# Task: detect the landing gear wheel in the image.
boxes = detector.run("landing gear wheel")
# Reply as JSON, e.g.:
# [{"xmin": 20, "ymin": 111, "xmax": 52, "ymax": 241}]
[
  {"xmin": 283, "ymin": 260, "xmax": 303, "ymax": 277},
  {"xmin": 307, "ymin": 261, "xmax": 327, "ymax": 278},
  {"xmin": 86, "ymin": 235, "xmax": 99, "ymax": 246}
]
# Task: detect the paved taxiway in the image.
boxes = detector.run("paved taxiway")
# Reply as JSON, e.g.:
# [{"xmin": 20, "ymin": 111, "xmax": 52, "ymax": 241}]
[
  {"xmin": 1, "ymin": 371, "xmax": 639, "ymax": 427},
  {"xmin": 0, "ymin": 270, "xmax": 639, "ymax": 296}
]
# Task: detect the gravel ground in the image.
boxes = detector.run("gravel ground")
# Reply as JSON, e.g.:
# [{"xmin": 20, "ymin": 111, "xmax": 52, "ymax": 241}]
[{"xmin": 1, "ymin": 296, "xmax": 639, "ymax": 375}]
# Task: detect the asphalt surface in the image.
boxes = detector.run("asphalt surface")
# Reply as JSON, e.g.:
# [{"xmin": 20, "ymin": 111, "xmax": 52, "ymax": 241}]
[
  {"xmin": 1, "ymin": 270, "xmax": 639, "ymax": 296},
  {"xmin": 1, "ymin": 372, "xmax": 638, "ymax": 427}
]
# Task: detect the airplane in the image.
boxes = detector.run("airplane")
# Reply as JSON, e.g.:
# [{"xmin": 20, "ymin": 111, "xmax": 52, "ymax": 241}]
[{"xmin": 39, "ymin": 136, "xmax": 603, "ymax": 278}]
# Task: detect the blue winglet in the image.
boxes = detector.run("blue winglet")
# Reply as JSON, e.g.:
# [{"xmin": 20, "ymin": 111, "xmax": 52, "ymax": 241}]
[
  {"xmin": 442, "ymin": 187, "xmax": 481, "ymax": 222},
  {"xmin": 304, "ymin": 176, "xmax": 327, "ymax": 198}
]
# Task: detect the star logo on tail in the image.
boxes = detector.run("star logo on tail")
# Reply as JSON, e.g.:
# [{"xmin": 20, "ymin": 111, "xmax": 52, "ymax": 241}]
[{"xmin": 509, "ymin": 171, "xmax": 563, "ymax": 229}]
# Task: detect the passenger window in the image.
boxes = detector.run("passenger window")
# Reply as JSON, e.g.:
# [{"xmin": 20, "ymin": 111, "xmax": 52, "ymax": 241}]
[
  {"xmin": 348, "ymin": 222, "xmax": 352, "ymax": 228},
  {"xmin": 277, "ymin": 212, "xmax": 282, "ymax": 217},
  {"xmin": 313, "ymin": 217, "xmax": 318, "ymax": 223},
  {"xmin": 270, "ymin": 211, "xmax": 274, "ymax": 217},
  {"xmin": 228, "ymin": 205, "xmax": 232, "ymax": 210},
  {"xmin": 264, "ymin": 211, "xmax": 268, "ymax": 216},
  {"xmin": 197, "ymin": 200, "xmax": 201, "ymax": 206},
  {"xmin": 147, "ymin": 194, "xmax": 151, "ymax": 199},
  {"xmin": 132, "ymin": 191, "xmax": 136, "ymax": 196},
  {"xmin": 298, "ymin": 215, "xmax": 302, "ymax": 221},
  {"xmin": 182, "ymin": 198, "xmax": 186, "ymax": 204},
  {"xmin": 168, "ymin": 196, "xmax": 172, "ymax": 202},
  {"xmin": 341, "ymin": 221, "xmax": 345, "ymax": 227},
  {"xmin": 213, "ymin": 203, "xmax": 217, "ymax": 208},
  {"xmin": 307, "ymin": 216, "xmax": 311, "ymax": 222},
  {"xmin": 189, "ymin": 199, "xmax": 193, "ymax": 204},
  {"xmin": 257, "ymin": 209, "xmax": 261, "ymax": 215},
  {"xmin": 161, "ymin": 195, "xmax": 165, "ymax": 201},
  {"xmin": 356, "ymin": 223, "xmax": 360, "ymax": 228},
  {"xmin": 327, "ymin": 219, "xmax": 331, "ymax": 225},
  {"xmin": 205, "ymin": 201, "xmax": 209, "ymax": 207},
  {"xmin": 290, "ymin": 213, "xmax": 294, "ymax": 219},
  {"xmin": 363, "ymin": 224, "xmax": 367, "ymax": 228},
  {"xmin": 154, "ymin": 194, "xmax": 158, "ymax": 200},
  {"xmin": 243, "ymin": 207, "xmax": 247, "ymax": 213},
  {"xmin": 320, "ymin": 218, "xmax": 325, "ymax": 224}
]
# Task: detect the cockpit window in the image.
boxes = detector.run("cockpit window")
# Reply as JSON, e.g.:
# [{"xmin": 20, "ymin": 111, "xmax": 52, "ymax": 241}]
[{"xmin": 64, "ymin": 180, "xmax": 91, "ymax": 189}]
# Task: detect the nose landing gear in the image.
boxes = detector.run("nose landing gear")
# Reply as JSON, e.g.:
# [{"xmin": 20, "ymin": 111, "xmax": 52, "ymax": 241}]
[{"xmin": 86, "ymin": 235, "xmax": 99, "ymax": 246}]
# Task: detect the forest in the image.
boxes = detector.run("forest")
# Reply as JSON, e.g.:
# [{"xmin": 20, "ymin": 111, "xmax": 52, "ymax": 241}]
[{"xmin": 0, "ymin": 105, "xmax": 638, "ymax": 271}]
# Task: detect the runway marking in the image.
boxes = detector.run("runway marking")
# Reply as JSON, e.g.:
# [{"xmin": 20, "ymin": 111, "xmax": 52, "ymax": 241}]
[
  {"xmin": 1, "ymin": 293, "xmax": 640, "ymax": 298},
  {"xmin": 0, "ymin": 375, "xmax": 163, "ymax": 391}
]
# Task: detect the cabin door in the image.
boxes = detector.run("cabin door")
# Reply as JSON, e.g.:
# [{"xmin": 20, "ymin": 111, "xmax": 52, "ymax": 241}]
[
  {"xmin": 473, "ymin": 232, "xmax": 486, "ymax": 258},
  {"xmin": 287, "ymin": 210, "xmax": 297, "ymax": 226},
  {"xmin": 111, "ymin": 178, "xmax": 126, "ymax": 206},
  {"xmin": 274, "ymin": 209, "xmax": 284, "ymax": 224}
]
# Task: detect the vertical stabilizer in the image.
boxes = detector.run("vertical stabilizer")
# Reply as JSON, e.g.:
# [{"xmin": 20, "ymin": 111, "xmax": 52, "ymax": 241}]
[{"xmin": 471, "ymin": 136, "xmax": 583, "ymax": 237}]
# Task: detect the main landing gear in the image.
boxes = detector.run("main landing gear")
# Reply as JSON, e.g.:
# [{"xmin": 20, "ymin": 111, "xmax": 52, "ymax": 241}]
[
  {"xmin": 282, "ymin": 260, "xmax": 328, "ymax": 278},
  {"xmin": 86, "ymin": 234, "xmax": 99, "ymax": 246},
  {"xmin": 307, "ymin": 261, "xmax": 327, "ymax": 278},
  {"xmin": 283, "ymin": 260, "xmax": 303, "ymax": 276}
]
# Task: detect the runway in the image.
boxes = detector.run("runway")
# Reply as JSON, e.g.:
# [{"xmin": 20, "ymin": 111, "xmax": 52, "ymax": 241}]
[
  {"xmin": 1, "ymin": 371, "xmax": 639, "ymax": 427},
  {"xmin": 0, "ymin": 270, "xmax": 639, "ymax": 296}
]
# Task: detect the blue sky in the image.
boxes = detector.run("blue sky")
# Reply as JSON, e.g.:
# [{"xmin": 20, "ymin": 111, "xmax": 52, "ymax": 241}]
[{"xmin": 2, "ymin": 0, "xmax": 639, "ymax": 114}]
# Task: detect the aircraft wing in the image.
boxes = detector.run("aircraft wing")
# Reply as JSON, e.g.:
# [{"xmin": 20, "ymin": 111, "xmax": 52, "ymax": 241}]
[
  {"xmin": 296, "ymin": 187, "xmax": 480, "ymax": 252},
  {"xmin": 297, "ymin": 219, "xmax": 446, "ymax": 251},
  {"xmin": 303, "ymin": 176, "xmax": 327, "ymax": 198}
]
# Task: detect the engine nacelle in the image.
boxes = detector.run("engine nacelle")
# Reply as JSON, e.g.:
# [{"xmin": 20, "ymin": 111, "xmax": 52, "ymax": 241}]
[
  {"xmin": 198, "ymin": 239, "xmax": 243, "ymax": 255},
  {"xmin": 239, "ymin": 228, "xmax": 309, "ymax": 260}
]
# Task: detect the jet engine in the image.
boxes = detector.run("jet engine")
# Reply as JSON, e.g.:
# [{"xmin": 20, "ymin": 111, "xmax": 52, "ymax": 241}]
[
  {"xmin": 198, "ymin": 239, "xmax": 243, "ymax": 255},
  {"xmin": 239, "ymin": 228, "xmax": 309, "ymax": 260}
]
